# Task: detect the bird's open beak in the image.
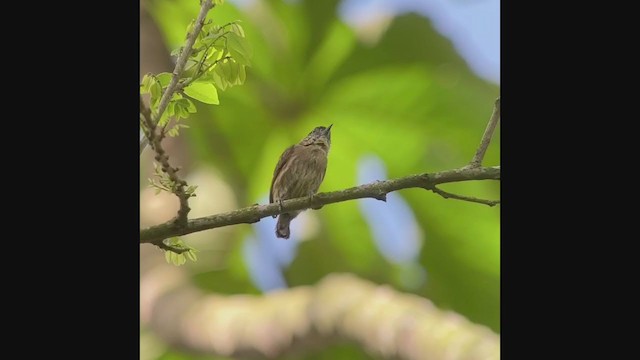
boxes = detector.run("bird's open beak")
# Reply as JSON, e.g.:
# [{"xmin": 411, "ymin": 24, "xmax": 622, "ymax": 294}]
[{"xmin": 326, "ymin": 124, "xmax": 333, "ymax": 134}]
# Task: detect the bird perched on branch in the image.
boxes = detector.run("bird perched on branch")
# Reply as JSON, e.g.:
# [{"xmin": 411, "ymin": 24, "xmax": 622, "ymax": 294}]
[{"xmin": 269, "ymin": 125, "xmax": 333, "ymax": 239}]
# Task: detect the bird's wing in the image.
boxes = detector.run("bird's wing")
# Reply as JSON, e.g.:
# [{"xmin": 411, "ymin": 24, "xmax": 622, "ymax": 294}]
[{"xmin": 269, "ymin": 145, "xmax": 296, "ymax": 203}]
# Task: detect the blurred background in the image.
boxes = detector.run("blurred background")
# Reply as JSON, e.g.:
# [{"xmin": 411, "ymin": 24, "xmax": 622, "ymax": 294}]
[{"xmin": 140, "ymin": 0, "xmax": 500, "ymax": 358}]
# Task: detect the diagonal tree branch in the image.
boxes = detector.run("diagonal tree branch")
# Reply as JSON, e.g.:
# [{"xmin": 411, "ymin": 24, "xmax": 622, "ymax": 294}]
[
  {"xmin": 425, "ymin": 96, "xmax": 500, "ymax": 204},
  {"xmin": 140, "ymin": 0, "xmax": 215, "ymax": 155},
  {"xmin": 140, "ymin": 166, "xmax": 500, "ymax": 245},
  {"xmin": 140, "ymin": 96, "xmax": 192, "ymax": 227},
  {"xmin": 469, "ymin": 96, "xmax": 500, "ymax": 168},
  {"xmin": 428, "ymin": 185, "xmax": 500, "ymax": 206}
]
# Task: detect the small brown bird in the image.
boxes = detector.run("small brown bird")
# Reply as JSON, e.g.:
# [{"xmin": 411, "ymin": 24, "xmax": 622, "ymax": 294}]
[{"xmin": 269, "ymin": 125, "xmax": 333, "ymax": 239}]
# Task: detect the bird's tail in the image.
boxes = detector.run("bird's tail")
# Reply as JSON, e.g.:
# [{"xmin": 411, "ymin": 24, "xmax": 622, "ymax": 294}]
[{"xmin": 276, "ymin": 213, "xmax": 292, "ymax": 239}]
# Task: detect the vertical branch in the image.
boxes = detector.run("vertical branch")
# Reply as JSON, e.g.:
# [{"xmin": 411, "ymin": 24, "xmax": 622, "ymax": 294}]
[
  {"xmin": 138, "ymin": 0, "xmax": 218, "ymax": 249},
  {"xmin": 469, "ymin": 97, "xmax": 501, "ymax": 167},
  {"xmin": 140, "ymin": 0, "xmax": 215, "ymax": 155},
  {"xmin": 140, "ymin": 96, "xmax": 191, "ymax": 229}
]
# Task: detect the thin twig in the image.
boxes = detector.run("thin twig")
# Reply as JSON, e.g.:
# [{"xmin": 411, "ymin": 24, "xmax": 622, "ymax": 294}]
[
  {"xmin": 469, "ymin": 97, "xmax": 500, "ymax": 167},
  {"xmin": 178, "ymin": 56, "xmax": 232, "ymax": 90},
  {"xmin": 156, "ymin": 241, "xmax": 190, "ymax": 254},
  {"xmin": 428, "ymin": 186, "xmax": 500, "ymax": 207},
  {"xmin": 140, "ymin": 95, "xmax": 192, "ymax": 228},
  {"xmin": 140, "ymin": 166, "xmax": 500, "ymax": 245},
  {"xmin": 140, "ymin": 0, "xmax": 215, "ymax": 155}
]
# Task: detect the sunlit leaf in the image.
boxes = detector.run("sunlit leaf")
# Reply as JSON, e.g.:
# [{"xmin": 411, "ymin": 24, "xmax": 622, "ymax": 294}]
[
  {"xmin": 140, "ymin": 74, "xmax": 153, "ymax": 94},
  {"xmin": 149, "ymin": 78, "xmax": 161, "ymax": 106},
  {"xmin": 166, "ymin": 101, "xmax": 176, "ymax": 117},
  {"xmin": 157, "ymin": 111, "xmax": 170, "ymax": 127},
  {"xmin": 156, "ymin": 72, "xmax": 173, "ymax": 87},
  {"xmin": 186, "ymin": 250, "xmax": 197, "ymax": 262},
  {"xmin": 176, "ymin": 104, "xmax": 189, "ymax": 119},
  {"xmin": 183, "ymin": 82, "xmax": 219, "ymax": 104}
]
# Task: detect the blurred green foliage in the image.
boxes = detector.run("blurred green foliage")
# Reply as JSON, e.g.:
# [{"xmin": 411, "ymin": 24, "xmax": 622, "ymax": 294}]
[{"xmin": 143, "ymin": 0, "xmax": 499, "ymax": 358}]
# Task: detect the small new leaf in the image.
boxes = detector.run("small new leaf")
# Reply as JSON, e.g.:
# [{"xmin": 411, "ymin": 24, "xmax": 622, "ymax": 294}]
[
  {"xmin": 229, "ymin": 23, "xmax": 245, "ymax": 37},
  {"xmin": 185, "ymin": 99, "xmax": 197, "ymax": 113},
  {"xmin": 149, "ymin": 78, "xmax": 161, "ymax": 107},
  {"xmin": 162, "ymin": 238, "xmax": 199, "ymax": 265},
  {"xmin": 157, "ymin": 111, "xmax": 170, "ymax": 127},
  {"xmin": 183, "ymin": 82, "xmax": 219, "ymax": 104},
  {"xmin": 176, "ymin": 104, "xmax": 189, "ymax": 119},
  {"xmin": 167, "ymin": 127, "xmax": 179, "ymax": 137},
  {"xmin": 170, "ymin": 47, "xmax": 183, "ymax": 57},
  {"xmin": 156, "ymin": 72, "xmax": 173, "ymax": 87},
  {"xmin": 185, "ymin": 185, "xmax": 198, "ymax": 196},
  {"xmin": 140, "ymin": 74, "xmax": 153, "ymax": 94},
  {"xmin": 186, "ymin": 250, "xmax": 197, "ymax": 262},
  {"xmin": 166, "ymin": 101, "xmax": 176, "ymax": 117},
  {"xmin": 185, "ymin": 19, "xmax": 196, "ymax": 40}
]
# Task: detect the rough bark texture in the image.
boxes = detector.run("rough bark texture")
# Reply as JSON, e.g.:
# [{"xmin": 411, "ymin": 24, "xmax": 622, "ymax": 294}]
[{"xmin": 140, "ymin": 166, "xmax": 500, "ymax": 244}]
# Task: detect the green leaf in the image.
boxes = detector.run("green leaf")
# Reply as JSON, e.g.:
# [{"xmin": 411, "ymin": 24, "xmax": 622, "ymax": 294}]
[
  {"xmin": 226, "ymin": 32, "xmax": 252, "ymax": 66},
  {"xmin": 171, "ymin": 252, "xmax": 186, "ymax": 266},
  {"xmin": 157, "ymin": 111, "xmax": 170, "ymax": 127},
  {"xmin": 228, "ymin": 59, "xmax": 239, "ymax": 84},
  {"xmin": 149, "ymin": 78, "xmax": 161, "ymax": 107},
  {"xmin": 201, "ymin": 22, "xmax": 219, "ymax": 35},
  {"xmin": 185, "ymin": 184, "xmax": 198, "ymax": 196},
  {"xmin": 185, "ymin": 98, "xmax": 197, "ymax": 113},
  {"xmin": 176, "ymin": 104, "xmax": 189, "ymax": 119},
  {"xmin": 156, "ymin": 72, "xmax": 173, "ymax": 87},
  {"xmin": 229, "ymin": 23, "xmax": 245, "ymax": 37},
  {"xmin": 175, "ymin": 98, "xmax": 191, "ymax": 110},
  {"xmin": 212, "ymin": 67, "xmax": 228, "ymax": 91},
  {"xmin": 238, "ymin": 65, "xmax": 246, "ymax": 84},
  {"xmin": 167, "ymin": 127, "xmax": 179, "ymax": 137},
  {"xmin": 140, "ymin": 74, "xmax": 153, "ymax": 94},
  {"xmin": 185, "ymin": 19, "xmax": 195, "ymax": 39},
  {"xmin": 186, "ymin": 250, "xmax": 197, "ymax": 262},
  {"xmin": 194, "ymin": 38, "xmax": 211, "ymax": 52},
  {"xmin": 170, "ymin": 47, "xmax": 183, "ymax": 57},
  {"xmin": 220, "ymin": 60, "xmax": 232, "ymax": 82},
  {"xmin": 166, "ymin": 101, "xmax": 176, "ymax": 117},
  {"xmin": 198, "ymin": 70, "xmax": 215, "ymax": 82},
  {"xmin": 183, "ymin": 82, "xmax": 219, "ymax": 104}
]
